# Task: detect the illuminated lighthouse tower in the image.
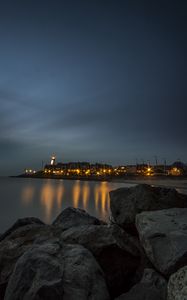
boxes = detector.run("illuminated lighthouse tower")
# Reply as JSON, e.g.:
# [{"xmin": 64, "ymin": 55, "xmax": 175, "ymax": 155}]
[{"xmin": 50, "ymin": 155, "xmax": 56, "ymax": 166}]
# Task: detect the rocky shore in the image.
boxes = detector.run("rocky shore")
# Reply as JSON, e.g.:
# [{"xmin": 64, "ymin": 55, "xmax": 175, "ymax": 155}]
[{"xmin": 0, "ymin": 184, "xmax": 187, "ymax": 300}]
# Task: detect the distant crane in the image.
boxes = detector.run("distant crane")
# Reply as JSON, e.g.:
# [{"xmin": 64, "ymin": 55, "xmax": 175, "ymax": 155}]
[{"xmin": 154, "ymin": 155, "xmax": 158, "ymax": 166}]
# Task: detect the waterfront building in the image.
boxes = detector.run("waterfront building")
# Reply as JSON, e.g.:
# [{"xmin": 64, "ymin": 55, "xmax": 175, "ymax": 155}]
[{"xmin": 31, "ymin": 155, "xmax": 187, "ymax": 178}]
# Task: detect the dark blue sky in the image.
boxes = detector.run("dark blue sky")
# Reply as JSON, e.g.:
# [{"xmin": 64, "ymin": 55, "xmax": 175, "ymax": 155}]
[{"xmin": 0, "ymin": 0, "xmax": 186, "ymax": 175}]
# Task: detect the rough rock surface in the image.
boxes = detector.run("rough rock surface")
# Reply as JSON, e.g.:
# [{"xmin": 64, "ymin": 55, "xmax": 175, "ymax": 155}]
[
  {"xmin": 0, "ymin": 217, "xmax": 45, "ymax": 242},
  {"xmin": 115, "ymin": 268, "xmax": 167, "ymax": 300},
  {"xmin": 5, "ymin": 241, "xmax": 110, "ymax": 300},
  {"xmin": 110, "ymin": 184, "xmax": 187, "ymax": 232},
  {"xmin": 136, "ymin": 208, "xmax": 187, "ymax": 276},
  {"xmin": 0, "ymin": 208, "xmax": 104, "ymax": 298},
  {"xmin": 0, "ymin": 223, "xmax": 62, "ymax": 298},
  {"xmin": 115, "ymin": 283, "xmax": 163, "ymax": 300},
  {"xmin": 167, "ymin": 266, "xmax": 187, "ymax": 300},
  {"xmin": 61, "ymin": 224, "xmax": 140, "ymax": 297},
  {"xmin": 52, "ymin": 207, "xmax": 105, "ymax": 229},
  {"xmin": 141, "ymin": 268, "xmax": 167, "ymax": 299}
]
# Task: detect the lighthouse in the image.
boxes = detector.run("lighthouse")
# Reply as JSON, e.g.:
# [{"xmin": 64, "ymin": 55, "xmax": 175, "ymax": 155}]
[{"xmin": 50, "ymin": 155, "xmax": 56, "ymax": 166}]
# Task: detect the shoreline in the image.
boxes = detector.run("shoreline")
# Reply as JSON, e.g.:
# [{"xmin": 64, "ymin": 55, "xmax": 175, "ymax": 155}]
[
  {"xmin": 12, "ymin": 174, "xmax": 187, "ymax": 190},
  {"xmin": 111, "ymin": 178, "xmax": 187, "ymax": 190}
]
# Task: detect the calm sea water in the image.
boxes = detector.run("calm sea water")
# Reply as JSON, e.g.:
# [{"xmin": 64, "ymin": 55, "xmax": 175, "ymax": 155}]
[
  {"xmin": 0, "ymin": 177, "xmax": 135, "ymax": 232},
  {"xmin": 0, "ymin": 177, "xmax": 186, "ymax": 233}
]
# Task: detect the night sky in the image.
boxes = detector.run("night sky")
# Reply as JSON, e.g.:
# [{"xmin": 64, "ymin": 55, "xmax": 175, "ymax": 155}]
[{"xmin": 0, "ymin": 0, "xmax": 186, "ymax": 175}]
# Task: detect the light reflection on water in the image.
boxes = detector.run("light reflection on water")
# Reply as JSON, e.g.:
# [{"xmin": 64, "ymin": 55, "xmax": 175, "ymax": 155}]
[
  {"xmin": 21, "ymin": 185, "xmax": 35, "ymax": 205},
  {"xmin": 94, "ymin": 182, "xmax": 110, "ymax": 219},
  {"xmin": 17, "ymin": 179, "xmax": 187, "ymax": 224},
  {"xmin": 1, "ymin": 177, "xmax": 186, "ymax": 232},
  {"xmin": 57, "ymin": 183, "xmax": 64, "ymax": 209},
  {"xmin": 72, "ymin": 180, "xmax": 81, "ymax": 208},
  {"xmin": 19, "ymin": 179, "xmax": 126, "ymax": 224},
  {"xmin": 82, "ymin": 181, "xmax": 90, "ymax": 210}
]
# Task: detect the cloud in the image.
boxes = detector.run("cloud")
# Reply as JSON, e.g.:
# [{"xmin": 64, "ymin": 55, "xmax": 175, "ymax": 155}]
[{"xmin": 0, "ymin": 0, "xmax": 186, "ymax": 174}]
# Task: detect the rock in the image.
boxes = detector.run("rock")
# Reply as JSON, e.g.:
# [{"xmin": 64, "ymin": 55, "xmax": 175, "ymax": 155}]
[
  {"xmin": 61, "ymin": 224, "xmax": 140, "ymax": 298},
  {"xmin": 133, "ymin": 246, "xmax": 154, "ymax": 283},
  {"xmin": 5, "ymin": 241, "xmax": 110, "ymax": 300},
  {"xmin": 0, "ymin": 223, "xmax": 61, "ymax": 298},
  {"xmin": 115, "ymin": 283, "xmax": 163, "ymax": 300},
  {"xmin": 0, "ymin": 217, "xmax": 45, "ymax": 242},
  {"xmin": 115, "ymin": 268, "xmax": 167, "ymax": 300},
  {"xmin": 52, "ymin": 207, "xmax": 105, "ymax": 229},
  {"xmin": 0, "ymin": 208, "xmax": 104, "ymax": 298},
  {"xmin": 110, "ymin": 184, "xmax": 187, "ymax": 233},
  {"xmin": 136, "ymin": 208, "xmax": 187, "ymax": 276},
  {"xmin": 61, "ymin": 244, "xmax": 110, "ymax": 300},
  {"xmin": 167, "ymin": 266, "xmax": 187, "ymax": 300},
  {"xmin": 141, "ymin": 268, "xmax": 167, "ymax": 299}
]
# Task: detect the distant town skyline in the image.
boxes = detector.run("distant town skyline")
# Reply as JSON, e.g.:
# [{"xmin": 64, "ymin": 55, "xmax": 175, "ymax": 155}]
[
  {"xmin": 23, "ymin": 154, "xmax": 187, "ymax": 179},
  {"xmin": 16, "ymin": 154, "xmax": 187, "ymax": 176},
  {"xmin": 0, "ymin": 0, "xmax": 186, "ymax": 175}
]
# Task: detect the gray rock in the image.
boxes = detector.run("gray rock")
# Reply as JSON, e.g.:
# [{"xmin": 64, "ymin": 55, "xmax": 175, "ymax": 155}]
[
  {"xmin": 0, "ymin": 223, "xmax": 62, "ymax": 298},
  {"xmin": 136, "ymin": 208, "xmax": 187, "ymax": 276},
  {"xmin": 167, "ymin": 266, "xmax": 187, "ymax": 300},
  {"xmin": 0, "ymin": 217, "xmax": 45, "ymax": 242},
  {"xmin": 115, "ymin": 283, "xmax": 163, "ymax": 300},
  {"xmin": 115, "ymin": 268, "xmax": 167, "ymax": 300},
  {"xmin": 0, "ymin": 208, "xmax": 105, "ymax": 298},
  {"xmin": 5, "ymin": 241, "xmax": 110, "ymax": 300},
  {"xmin": 110, "ymin": 184, "xmax": 187, "ymax": 233},
  {"xmin": 141, "ymin": 268, "xmax": 167, "ymax": 299},
  {"xmin": 52, "ymin": 207, "xmax": 105, "ymax": 229},
  {"xmin": 61, "ymin": 224, "xmax": 140, "ymax": 298}
]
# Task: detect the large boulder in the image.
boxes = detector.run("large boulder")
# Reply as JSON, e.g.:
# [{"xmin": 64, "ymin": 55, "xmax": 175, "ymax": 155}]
[
  {"xmin": 110, "ymin": 184, "xmax": 187, "ymax": 233},
  {"xmin": 61, "ymin": 224, "xmax": 140, "ymax": 298},
  {"xmin": 136, "ymin": 208, "xmax": 187, "ymax": 277},
  {"xmin": 115, "ymin": 268, "xmax": 167, "ymax": 300},
  {"xmin": 0, "ymin": 208, "xmax": 105, "ymax": 298},
  {"xmin": 5, "ymin": 241, "xmax": 110, "ymax": 300},
  {"xmin": 0, "ymin": 217, "xmax": 45, "ymax": 242},
  {"xmin": 0, "ymin": 223, "xmax": 61, "ymax": 298},
  {"xmin": 167, "ymin": 266, "xmax": 187, "ymax": 300},
  {"xmin": 52, "ymin": 207, "xmax": 105, "ymax": 229}
]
